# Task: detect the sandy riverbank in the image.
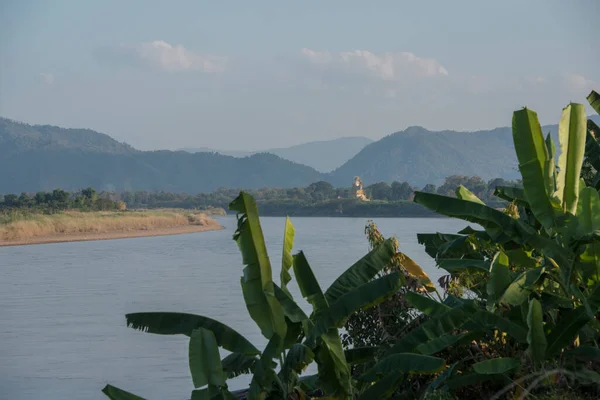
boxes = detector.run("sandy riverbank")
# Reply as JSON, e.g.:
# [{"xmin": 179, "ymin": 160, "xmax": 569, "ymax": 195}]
[
  {"xmin": 0, "ymin": 224, "xmax": 223, "ymax": 247},
  {"xmin": 0, "ymin": 210, "xmax": 223, "ymax": 247}
]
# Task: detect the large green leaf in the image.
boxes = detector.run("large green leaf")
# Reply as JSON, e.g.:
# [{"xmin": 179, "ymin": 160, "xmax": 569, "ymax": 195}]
[
  {"xmin": 247, "ymin": 334, "xmax": 284, "ymax": 399},
  {"xmin": 456, "ymin": 185, "xmax": 485, "ymax": 205},
  {"xmin": 494, "ymin": 186, "xmax": 530, "ymax": 208},
  {"xmin": 279, "ymin": 343, "xmax": 314, "ymax": 387},
  {"xmin": 473, "ymin": 357, "xmax": 520, "ymax": 374},
  {"xmin": 413, "ymin": 192, "xmax": 559, "ymax": 256},
  {"xmin": 487, "ymin": 251, "xmax": 512, "ymax": 308},
  {"xmin": 417, "ymin": 232, "xmax": 464, "ymax": 259},
  {"xmin": 526, "ymin": 298, "xmax": 547, "ymax": 364},
  {"xmin": 315, "ymin": 329, "xmax": 353, "ymax": 398},
  {"xmin": 309, "ymin": 272, "xmax": 405, "ymax": 344},
  {"xmin": 512, "ymin": 107, "xmax": 562, "ymax": 231},
  {"xmin": 405, "ymin": 292, "xmax": 451, "ymax": 317},
  {"xmin": 189, "ymin": 328, "xmax": 226, "ymax": 388},
  {"xmin": 437, "ymin": 258, "xmax": 490, "ymax": 273},
  {"xmin": 345, "ymin": 347, "xmax": 379, "ymax": 365},
  {"xmin": 324, "ymin": 238, "xmax": 396, "ymax": 304},
  {"xmin": 357, "ymin": 372, "xmax": 404, "ymax": 400},
  {"xmin": 280, "ymin": 217, "xmax": 295, "ymax": 297},
  {"xmin": 273, "ymin": 284, "xmax": 309, "ymax": 324},
  {"xmin": 361, "ymin": 353, "xmax": 446, "ymax": 380},
  {"xmin": 229, "ymin": 192, "xmax": 287, "ymax": 340},
  {"xmin": 416, "ymin": 333, "xmax": 466, "ymax": 355},
  {"xmin": 588, "ymin": 90, "xmax": 600, "ymax": 114},
  {"xmin": 556, "ymin": 103, "xmax": 587, "ymax": 214},
  {"xmin": 125, "ymin": 312, "xmax": 259, "ymax": 355},
  {"xmin": 464, "ymin": 310, "xmax": 528, "ymax": 343},
  {"xmin": 426, "ymin": 362, "xmax": 459, "ymax": 393},
  {"xmin": 220, "ymin": 353, "xmax": 257, "ymax": 379},
  {"xmin": 546, "ymin": 285, "xmax": 600, "ymax": 356},
  {"xmin": 584, "ymin": 120, "xmax": 600, "ymax": 171},
  {"xmin": 576, "ymin": 188, "xmax": 600, "ymax": 236},
  {"xmin": 293, "ymin": 251, "xmax": 329, "ymax": 313},
  {"xmin": 387, "ymin": 304, "xmax": 475, "ymax": 355},
  {"xmin": 564, "ymin": 346, "xmax": 600, "ymax": 361},
  {"xmin": 191, "ymin": 386, "xmax": 237, "ymax": 400},
  {"xmin": 499, "ymin": 267, "xmax": 545, "ymax": 306},
  {"xmin": 292, "ymin": 251, "xmax": 352, "ymax": 397},
  {"xmin": 102, "ymin": 385, "xmax": 145, "ymax": 400}
]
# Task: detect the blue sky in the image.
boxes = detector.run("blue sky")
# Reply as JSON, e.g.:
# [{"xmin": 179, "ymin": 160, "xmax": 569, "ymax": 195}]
[{"xmin": 0, "ymin": 0, "xmax": 598, "ymax": 150}]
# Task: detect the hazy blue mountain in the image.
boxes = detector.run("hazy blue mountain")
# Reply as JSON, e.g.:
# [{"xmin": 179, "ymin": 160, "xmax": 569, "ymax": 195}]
[
  {"xmin": 2, "ymin": 115, "xmax": 599, "ymax": 193},
  {"xmin": 179, "ymin": 136, "xmax": 373, "ymax": 172},
  {"xmin": 0, "ymin": 118, "xmax": 324, "ymax": 193},
  {"xmin": 0, "ymin": 117, "xmax": 136, "ymax": 155},
  {"xmin": 328, "ymin": 115, "xmax": 600, "ymax": 188}
]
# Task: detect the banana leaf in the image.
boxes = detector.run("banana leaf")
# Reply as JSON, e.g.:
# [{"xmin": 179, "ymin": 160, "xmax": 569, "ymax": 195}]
[
  {"xmin": 564, "ymin": 346, "xmax": 600, "ymax": 361},
  {"xmin": 487, "ymin": 251, "xmax": 512, "ymax": 308},
  {"xmin": 386, "ymin": 304, "xmax": 476, "ymax": 355},
  {"xmin": 494, "ymin": 186, "xmax": 529, "ymax": 208},
  {"xmin": 588, "ymin": 90, "xmax": 600, "ymax": 114},
  {"xmin": 585, "ymin": 120, "xmax": 600, "ymax": 171},
  {"xmin": 345, "ymin": 347, "xmax": 379, "ymax": 365},
  {"xmin": 189, "ymin": 328, "xmax": 226, "ymax": 388},
  {"xmin": 417, "ymin": 232, "xmax": 464, "ymax": 259},
  {"xmin": 292, "ymin": 252, "xmax": 352, "ymax": 396},
  {"xmin": 416, "ymin": 333, "xmax": 466, "ymax": 355},
  {"xmin": 280, "ymin": 217, "xmax": 295, "ymax": 297},
  {"xmin": 309, "ymin": 272, "xmax": 405, "ymax": 344},
  {"xmin": 473, "ymin": 357, "xmax": 520, "ymax": 374},
  {"xmin": 221, "ymin": 353, "xmax": 257, "ymax": 379},
  {"xmin": 125, "ymin": 312, "xmax": 259, "ymax": 355},
  {"xmin": 405, "ymin": 292, "xmax": 451, "ymax": 317},
  {"xmin": 546, "ymin": 285, "xmax": 600, "ymax": 356},
  {"xmin": 437, "ymin": 258, "xmax": 490, "ymax": 273},
  {"xmin": 357, "ymin": 372, "xmax": 404, "ymax": 400},
  {"xmin": 324, "ymin": 238, "xmax": 396, "ymax": 304},
  {"xmin": 360, "ymin": 353, "xmax": 446, "ymax": 381},
  {"xmin": 556, "ymin": 103, "xmax": 586, "ymax": 214},
  {"xmin": 499, "ymin": 267, "xmax": 545, "ymax": 306},
  {"xmin": 230, "ymin": 192, "xmax": 287, "ymax": 340},
  {"xmin": 456, "ymin": 185, "xmax": 485, "ymax": 205},
  {"xmin": 279, "ymin": 343, "xmax": 314, "ymax": 386},
  {"xmin": 526, "ymin": 298, "xmax": 547, "ymax": 364},
  {"xmin": 512, "ymin": 107, "xmax": 562, "ymax": 231},
  {"xmin": 102, "ymin": 385, "xmax": 145, "ymax": 400}
]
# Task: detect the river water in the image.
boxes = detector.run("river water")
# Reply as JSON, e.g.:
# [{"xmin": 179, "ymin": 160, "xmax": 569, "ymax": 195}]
[{"xmin": 0, "ymin": 216, "xmax": 469, "ymax": 400}]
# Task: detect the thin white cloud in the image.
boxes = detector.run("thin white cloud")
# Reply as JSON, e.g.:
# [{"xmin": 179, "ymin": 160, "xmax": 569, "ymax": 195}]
[
  {"xmin": 301, "ymin": 48, "xmax": 449, "ymax": 81},
  {"xmin": 112, "ymin": 40, "xmax": 226, "ymax": 72},
  {"xmin": 39, "ymin": 72, "xmax": 54, "ymax": 85},
  {"xmin": 564, "ymin": 73, "xmax": 596, "ymax": 92}
]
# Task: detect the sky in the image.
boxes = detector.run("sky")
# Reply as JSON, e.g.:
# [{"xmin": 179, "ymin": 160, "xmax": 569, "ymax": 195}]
[{"xmin": 0, "ymin": 0, "xmax": 598, "ymax": 151}]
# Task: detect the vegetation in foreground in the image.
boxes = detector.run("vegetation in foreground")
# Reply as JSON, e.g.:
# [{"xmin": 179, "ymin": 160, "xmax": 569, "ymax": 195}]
[{"xmin": 101, "ymin": 91, "xmax": 600, "ymax": 399}]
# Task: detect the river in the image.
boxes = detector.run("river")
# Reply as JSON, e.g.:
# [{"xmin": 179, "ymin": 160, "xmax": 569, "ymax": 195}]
[{"xmin": 0, "ymin": 216, "xmax": 469, "ymax": 400}]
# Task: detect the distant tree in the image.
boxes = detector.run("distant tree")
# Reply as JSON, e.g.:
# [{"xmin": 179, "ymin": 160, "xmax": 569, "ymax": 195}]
[
  {"xmin": 306, "ymin": 181, "xmax": 335, "ymax": 201},
  {"xmin": 421, "ymin": 184, "xmax": 437, "ymax": 194},
  {"xmin": 365, "ymin": 182, "xmax": 392, "ymax": 200},
  {"xmin": 391, "ymin": 181, "xmax": 413, "ymax": 200}
]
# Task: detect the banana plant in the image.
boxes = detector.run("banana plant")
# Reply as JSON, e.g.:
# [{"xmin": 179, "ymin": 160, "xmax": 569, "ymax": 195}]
[
  {"xmin": 366, "ymin": 91, "xmax": 600, "ymax": 393},
  {"xmin": 102, "ymin": 192, "xmax": 444, "ymax": 400}
]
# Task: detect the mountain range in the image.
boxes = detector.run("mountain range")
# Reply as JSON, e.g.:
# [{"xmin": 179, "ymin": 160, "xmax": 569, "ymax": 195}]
[
  {"xmin": 179, "ymin": 136, "xmax": 373, "ymax": 173},
  {"xmin": 1, "ymin": 115, "xmax": 599, "ymax": 193}
]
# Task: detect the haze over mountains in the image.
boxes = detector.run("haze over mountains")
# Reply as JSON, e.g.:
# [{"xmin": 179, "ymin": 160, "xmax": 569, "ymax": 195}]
[
  {"xmin": 180, "ymin": 136, "xmax": 374, "ymax": 173},
  {"xmin": 1, "ymin": 115, "xmax": 599, "ymax": 194}
]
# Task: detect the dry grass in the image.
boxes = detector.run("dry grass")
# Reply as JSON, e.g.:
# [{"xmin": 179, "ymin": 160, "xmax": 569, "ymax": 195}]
[{"xmin": 0, "ymin": 210, "xmax": 221, "ymax": 241}]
